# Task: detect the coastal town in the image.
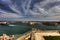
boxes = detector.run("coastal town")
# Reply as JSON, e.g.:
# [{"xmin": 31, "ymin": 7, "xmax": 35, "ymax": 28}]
[{"xmin": 0, "ymin": 21, "xmax": 60, "ymax": 26}]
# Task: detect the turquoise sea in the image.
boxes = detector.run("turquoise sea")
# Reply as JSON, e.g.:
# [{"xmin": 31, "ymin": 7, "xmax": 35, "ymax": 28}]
[{"xmin": 0, "ymin": 23, "xmax": 60, "ymax": 35}]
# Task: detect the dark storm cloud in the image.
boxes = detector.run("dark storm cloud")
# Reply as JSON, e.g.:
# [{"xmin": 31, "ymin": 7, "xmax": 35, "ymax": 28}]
[
  {"xmin": 30, "ymin": 0, "xmax": 44, "ymax": 9},
  {"xmin": 43, "ymin": 1, "xmax": 60, "ymax": 10},
  {"xmin": 0, "ymin": 0, "xmax": 16, "ymax": 13}
]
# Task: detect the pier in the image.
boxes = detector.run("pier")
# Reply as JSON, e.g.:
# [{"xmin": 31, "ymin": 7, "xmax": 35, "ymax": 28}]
[{"xmin": 17, "ymin": 28, "xmax": 60, "ymax": 40}]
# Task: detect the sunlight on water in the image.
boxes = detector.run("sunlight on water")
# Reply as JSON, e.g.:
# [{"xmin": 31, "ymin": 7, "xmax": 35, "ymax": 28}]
[{"xmin": 8, "ymin": 24, "xmax": 16, "ymax": 26}]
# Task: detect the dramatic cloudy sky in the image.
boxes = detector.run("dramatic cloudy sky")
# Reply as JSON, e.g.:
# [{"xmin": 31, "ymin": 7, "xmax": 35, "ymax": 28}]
[{"xmin": 0, "ymin": 0, "xmax": 60, "ymax": 21}]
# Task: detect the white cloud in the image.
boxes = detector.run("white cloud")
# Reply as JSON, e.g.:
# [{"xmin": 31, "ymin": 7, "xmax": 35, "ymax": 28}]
[
  {"xmin": 0, "ymin": 13, "xmax": 22, "ymax": 18},
  {"xmin": 1, "ymin": 0, "xmax": 60, "ymax": 21},
  {"xmin": 27, "ymin": 0, "xmax": 60, "ymax": 20}
]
